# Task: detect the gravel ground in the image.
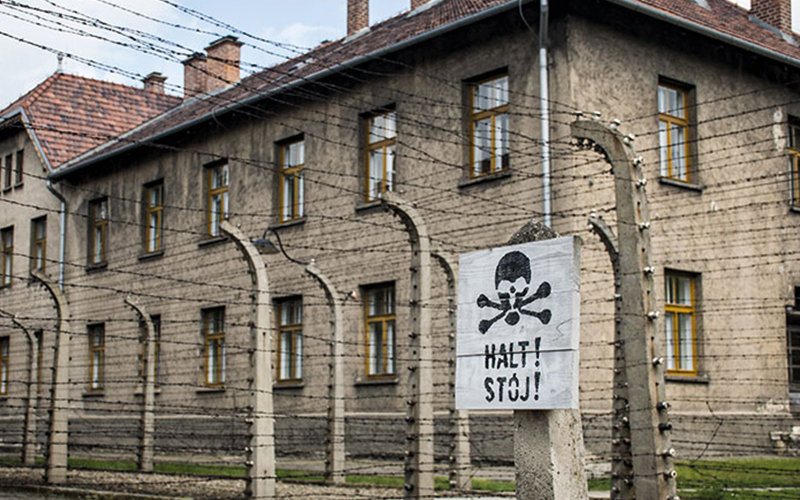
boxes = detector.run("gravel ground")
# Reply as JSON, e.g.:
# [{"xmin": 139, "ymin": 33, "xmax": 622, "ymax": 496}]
[{"xmin": 0, "ymin": 466, "xmax": 507, "ymax": 500}]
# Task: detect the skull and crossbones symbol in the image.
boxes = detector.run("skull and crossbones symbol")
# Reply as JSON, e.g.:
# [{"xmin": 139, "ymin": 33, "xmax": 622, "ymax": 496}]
[{"xmin": 477, "ymin": 251, "xmax": 552, "ymax": 334}]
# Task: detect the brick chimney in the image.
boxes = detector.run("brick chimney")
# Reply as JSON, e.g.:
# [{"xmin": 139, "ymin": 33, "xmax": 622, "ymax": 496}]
[
  {"xmin": 205, "ymin": 36, "xmax": 243, "ymax": 91},
  {"xmin": 411, "ymin": 0, "xmax": 431, "ymax": 9},
  {"xmin": 751, "ymin": 0, "xmax": 792, "ymax": 34},
  {"xmin": 182, "ymin": 52, "xmax": 208, "ymax": 100},
  {"xmin": 348, "ymin": 0, "xmax": 369, "ymax": 36},
  {"xmin": 142, "ymin": 72, "xmax": 167, "ymax": 94}
]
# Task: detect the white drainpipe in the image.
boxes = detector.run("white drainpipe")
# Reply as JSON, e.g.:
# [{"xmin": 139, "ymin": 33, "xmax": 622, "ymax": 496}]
[{"xmin": 539, "ymin": 0, "xmax": 552, "ymax": 227}]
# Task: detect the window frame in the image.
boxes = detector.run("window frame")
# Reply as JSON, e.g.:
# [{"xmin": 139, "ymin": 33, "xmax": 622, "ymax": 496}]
[
  {"xmin": 3, "ymin": 154, "xmax": 11, "ymax": 190},
  {"xmin": 0, "ymin": 336, "xmax": 8, "ymax": 396},
  {"xmin": 467, "ymin": 72, "xmax": 510, "ymax": 179},
  {"xmin": 276, "ymin": 297, "xmax": 303, "ymax": 382},
  {"xmin": 789, "ymin": 119, "xmax": 800, "ymax": 207},
  {"xmin": 206, "ymin": 163, "xmax": 229, "ymax": 238},
  {"xmin": 30, "ymin": 216, "xmax": 46, "ymax": 272},
  {"xmin": 658, "ymin": 81, "xmax": 693, "ymax": 183},
  {"xmin": 364, "ymin": 109, "xmax": 397, "ymax": 203},
  {"xmin": 279, "ymin": 137, "xmax": 305, "ymax": 223},
  {"xmin": 664, "ymin": 271, "xmax": 698, "ymax": 377},
  {"xmin": 89, "ymin": 198, "xmax": 109, "ymax": 266},
  {"xmin": 144, "ymin": 181, "xmax": 164, "ymax": 254},
  {"xmin": 14, "ymin": 150, "xmax": 23, "ymax": 187},
  {"xmin": 88, "ymin": 324, "xmax": 105, "ymax": 392},
  {"xmin": 1, "ymin": 226, "xmax": 13, "ymax": 288},
  {"xmin": 364, "ymin": 283, "xmax": 396, "ymax": 378},
  {"xmin": 203, "ymin": 308, "xmax": 225, "ymax": 387}
]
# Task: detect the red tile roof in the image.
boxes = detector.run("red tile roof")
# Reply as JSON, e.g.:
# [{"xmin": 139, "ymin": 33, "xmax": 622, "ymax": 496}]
[
  {"xmin": 0, "ymin": 72, "xmax": 180, "ymax": 168},
  {"xmin": 54, "ymin": 0, "xmax": 800, "ymax": 175}
]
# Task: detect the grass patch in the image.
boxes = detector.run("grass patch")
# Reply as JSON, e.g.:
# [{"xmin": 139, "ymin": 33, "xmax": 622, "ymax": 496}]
[
  {"xmin": 677, "ymin": 458, "xmax": 800, "ymax": 490},
  {"xmin": 471, "ymin": 477, "xmax": 516, "ymax": 492}
]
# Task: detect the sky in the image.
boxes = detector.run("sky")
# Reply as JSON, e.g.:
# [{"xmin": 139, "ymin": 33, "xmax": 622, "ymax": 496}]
[{"xmin": 0, "ymin": 0, "xmax": 797, "ymax": 108}]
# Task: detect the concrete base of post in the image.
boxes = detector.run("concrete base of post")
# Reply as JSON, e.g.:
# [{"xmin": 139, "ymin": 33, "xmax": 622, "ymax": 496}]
[{"xmin": 514, "ymin": 410, "xmax": 588, "ymax": 499}]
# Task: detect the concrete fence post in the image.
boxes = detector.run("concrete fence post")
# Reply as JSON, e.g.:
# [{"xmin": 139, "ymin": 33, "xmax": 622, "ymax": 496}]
[
  {"xmin": 220, "ymin": 221, "xmax": 276, "ymax": 500},
  {"xmin": 380, "ymin": 192, "xmax": 434, "ymax": 500},
  {"xmin": 305, "ymin": 261, "xmax": 346, "ymax": 484},
  {"xmin": 572, "ymin": 119, "xmax": 678, "ymax": 500},
  {"xmin": 31, "ymin": 270, "xmax": 71, "ymax": 485},
  {"xmin": 123, "ymin": 297, "xmax": 156, "ymax": 472}
]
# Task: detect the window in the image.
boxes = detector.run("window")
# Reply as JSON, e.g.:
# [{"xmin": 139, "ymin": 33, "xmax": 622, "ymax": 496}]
[
  {"xmin": 664, "ymin": 272, "xmax": 697, "ymax": 376},
  {"xmin": 35, "ymin": 330, "xmax": 42, "ymax": 393},
  {"xmin": 279, "ymin": 138, "xmax": 305, "ymax": 222},
  {"xmin": 203, "ymin": 308, "xmax": 225, "ymax": 386},
  {"xmin": 658, "ymin": 82, "xmax": 691, "ymax": 182},
  {"xmin": 1, "ymin": 226, "xmax": 12, "ymax": 287},
  {"xmin": 276, "ymin": 298, "xmax": 302, "ymax": 381},
  {"xmin": 89, "ymin": 198, "xmax": 108, "ymax": 265},
  {"xmin": 469, "ymin": 74, "xmax": 509, "ymax": 178},
  {"xmin": 3, "ymin": 154, "xmax": 11, "ymax": 190},
  {"xmin": 140, "ymin": 315, "xmax": 162, "ymax": 387},
  {"xmin": 365, "ymin": 110, "xmax": 396, "ymax": 202},
  {"xmin": 0, "ymin": 337, "xmax": 8, "ymax": 396},
  {"xmin": 789, "ymin": 119, "xmax": 800, "ymax": 206},
  {"xmin": 206, "ymin": 163, "xmax": 229, "ymax": 237},
  {"xmin": 14, "ymin": 150, "xmax": 23, "ymax": 187},
  {"xmin": 30, "ymin": 217, "xmax": 46, "ymax": 272},
  {"xmin": 365, "ymin": 283, "xmax": 395, "ymax": 377},
  {"xmin": 88, "ymin": 324, "xmax": 105, "ymax": 391},
  {"xmin": 144, "ymin": 182, "xmax": 164, "ymax": 253}
]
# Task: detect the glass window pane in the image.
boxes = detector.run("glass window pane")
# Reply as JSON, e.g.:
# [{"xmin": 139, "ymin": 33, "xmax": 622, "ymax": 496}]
[
  {"xmin": 283, "ymin": 175, "xmax": 293, "ymax": 219},
  {"xmin": 665, "ymin": 312, "xmax": 675, "ymax": 371},
  {"xmin": 385, "ymin": 112, "xmax": 396, "ymax": 139},
  {"xmin": 659, "ymin": 121, "xmax": 669, "ymax": 177},
  {"xmin": 671, "ymin": 124, "xmax": 687, "ymax": 180},
  {"xmin": 295, "ymin": 334, "xmax": 303, "ymax": 378},
  {"xmin": 495, "ymin": 113, "xmax": 509, "ymax": 168},
  {"xmin": 369, "ymin": 323, "xmax": 381, "ymax": 374},
  {"xmin": 494, "ymin": 76, "xmax": 509, "ymax": 106},
  {"xmin": 297, "ymin": 172, "xmax": 304, "ymax": 217},
  {"xmin": 678, "ymin": 313, "xmax": 693, "ymax": 371},
  {"xmin": 386, "ymin": 321, "xmax": 395, "ymax": 374},
  {"xmin": 386, "ymin": 145, "xmax": 395, "ymax": 191},
  {"xmin": 473, "ymin": 118, "xmax": 492, "ymax": 175},
  {"xmin": 369, "ymin": 150, "xmax": 382, "ymax": 199},
  {"xmin": 280, "ymin": 333, "xmax": 290, "ymax": 379}
]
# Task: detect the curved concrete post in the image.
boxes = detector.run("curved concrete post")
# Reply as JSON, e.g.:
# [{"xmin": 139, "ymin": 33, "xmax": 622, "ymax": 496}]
[
  {"xmin": 572, "ymin": 119, "xmax": 676, "ymax": 500},
  {"xmin": 0, "ymin": 309, "xmax": 38, "ymax": 466},
  {"xmin": 31, "ymin": 270, "xmax": 71, "ymax": 485},
  {"xmin": 123, "ymin": 297, "xmax": 156, "ymax": 472},
  {"xmin": 305, "ymin": 261, "xmax": 346, "ymax": 484},
  {"xmin": 220, "ymin": 221, "xmax": 276, "ymax": 500},
  {"xmin": 430, "ymin": 249, "xmax": 471, "ymax": 491},
  {"xmin": 380, "ymin": 192, "xmax": 434, "ymax": 500}
]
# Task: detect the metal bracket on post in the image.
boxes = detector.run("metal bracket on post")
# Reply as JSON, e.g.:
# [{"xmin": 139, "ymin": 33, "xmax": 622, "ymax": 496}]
[
  {"xmin": 572, "ymin": 120, "xmax": 677, "ymax": 500},
  {"xmin": 220, "ymin": 221, "xmax": 276, "ymax": 500},
  {"xmin": 380, "ymin": 192, "xmax": 434, "ymax": 500},
  {"xmin": 123, "ymin": 297, "xmax": 156, "ymax": 472},
  {"xmin": 431, "ymin": 248, "xmax": 471, "ymax": 491},
  {"xmin": 0, "ymin": 308, "xmax": 38, "ymax": 466},
  {"xmin": 305, "ymin": 261, "xmax": 346, "ymax": 485},
  {"xmin": 30, "ymin": 270, "xmax": 71, "ymax": 485}
]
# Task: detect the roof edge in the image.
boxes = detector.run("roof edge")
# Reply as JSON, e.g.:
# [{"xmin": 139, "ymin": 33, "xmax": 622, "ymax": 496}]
[
  {"xmin": 52, "ymin": 0, "xmax": 526, "ymax": 180},
  {"xmin": 1, "ymin": 107, "xmax": 53, "ymax": 172}
]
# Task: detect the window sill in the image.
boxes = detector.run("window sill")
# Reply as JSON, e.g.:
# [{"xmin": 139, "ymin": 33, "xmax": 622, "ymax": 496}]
[
  {"xmin": 789, "ymin": 205, "xmax": 800, "ymax": 215},
  {"xmin": 196, "ymin": 386, "xmax": 226, "ymax": 394},
  {"xmin": 658, "ymin": 177, "xmax": 704, "ymax": 192},
  {"xmin": 355, "ymin": 375, "xmax": 399, "ymax": 387},
  {"xmin": 2, "ymin": 187, "xmax": 11, "ymax": 194},
  {"xmin": 355, "ymin": 200, "xmax": 382, "ymax": 213},
  {"xmin": 458, "ymin": 169, "xmax": 511, "ymax": 188},
  {"xmin": 134, "ymin": 387, "xmax": 162, "ymax": 396},
  {"xmin": 666, "ymin": 373, "xmax": 709, "ymax": 384},
  {"xmin": 13, "ymin": 183, "xmax": 23, "ymax": 190},
  {"xmin": 83, "ymin": 391, "xmax": 105, "ymax": 398},
  {"xmin": 85, "ymin": 262, "xmax": 108, "ymax": 273},
  {"xmin": 198, "ymin": 236, "xmax": 227, "ymax": 248},
  {"xmin": 274, "ymin": 380, "xmax": 304, "ymax": 390},
  {"xmin": 269, "ymin": 217, "xmax": 307, "ymax": 230},
  {"xmin": 138, "ymin": 250, "xmax": 165, "ymax": 261}
]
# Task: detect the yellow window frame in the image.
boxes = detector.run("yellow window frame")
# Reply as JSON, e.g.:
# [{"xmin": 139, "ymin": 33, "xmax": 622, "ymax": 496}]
[
  {"xmin": 364, "ymin": 284, "xmax": 395, "ymax": 378},
  {"xmin": 0, "ymin": 336, "xmax": 8, "ymax": 396},
  {"xmin": 88, "ymin": 325, "xmax": 105, "ymax": 391},
  {"xmin": 658, "ymin": 83, "xmax": 691, "ymax": 182},
  {"xmin": 279, "ymin": 139, "xmax": 305, "ymax": 222},
  {"xmin": 665, "ymin": 272, "xmax": 697, "ymax": 376},
  {"xmin": 365, "ymin": 110, "xmax": 397, "ymax": 202},
  {"xmin": 1, "ymin": 226, "xmax": 13, "ymax": 287},
  {"xmin": 276, "ymin": 299, "xmax": 302, "ymax": 382},
  {"xmin": 90, "ymin": 199, "xmax": 108, "ymax": 265},
  {"xmin": 144, "ymin": 183, "xmax": 164, "ymax": 253},
  {"xmin": 31, "ymin": 217, "xmax": 46, "ymax": 272},
  {"xmin": 468, "ymin": 74, "xmax": 509, "ymax": 178},
  {"xmin": 203, "ymin": 308, "xmax": 225, "ymax": 387},
  {"xmin": 789, "ymin": 122, "xmax": 800, "ymax": 206},
  {"xmin": 206, "ymin": 164, "xmax": 229, "ymax": 237}
]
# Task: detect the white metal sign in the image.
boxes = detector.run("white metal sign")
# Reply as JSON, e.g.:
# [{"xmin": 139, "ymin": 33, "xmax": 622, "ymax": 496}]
[{"xmin": 455, "ymin": 236, "xmax": 580, "ymax": 410}]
